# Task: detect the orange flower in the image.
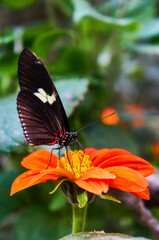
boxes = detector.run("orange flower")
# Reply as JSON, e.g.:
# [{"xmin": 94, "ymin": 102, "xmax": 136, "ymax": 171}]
[
  {"xmin": 125, "ymin": 104, "xmax": 146, "ymax": 127},
  {"xmin": 101, "ymin": 107, "xmax": 120, "ymax": 125},
  {"xmin": 11, "ymin": 148, "xmax": 154, "ymax": 200}
]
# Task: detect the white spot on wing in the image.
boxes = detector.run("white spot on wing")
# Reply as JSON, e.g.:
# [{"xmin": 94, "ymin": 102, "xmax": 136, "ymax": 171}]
[
  {"xmin": 47, "ymin": 94, "xmax": 56, "ymax": 104},
  {"xmin": 38, "ymin": 88, "xmax": 47, "ymax": 97},
  {"xmin": 34, "ymin": 88, "xmax": 56, "ymax": 105},
  {"xmin": 34, "ymin": 92, "xmax": 47, "ymax": 103}
]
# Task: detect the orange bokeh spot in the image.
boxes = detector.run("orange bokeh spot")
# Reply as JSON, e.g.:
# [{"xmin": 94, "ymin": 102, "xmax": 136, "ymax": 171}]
[
  {"xmin": 152, "ymin": 142, "xmax": 159, "ymax": 162},
  {"xmin": 101, "ymin": 107, "xmax": 120, "ymax": 125},
  {"xmin": 125, "ymin": 104, "xmax": 146, "ymax": 127}
]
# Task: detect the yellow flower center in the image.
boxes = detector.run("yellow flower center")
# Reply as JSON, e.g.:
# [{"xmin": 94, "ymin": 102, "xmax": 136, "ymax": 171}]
[{"xmin": 57, "ymin": 150, "xmax": 92, "ymax": 178}]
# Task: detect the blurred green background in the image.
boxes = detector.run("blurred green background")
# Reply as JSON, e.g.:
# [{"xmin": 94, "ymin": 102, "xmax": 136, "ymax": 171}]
[{"xmin": 0, "ymin": 0, "xmax": 159, "ymax": 239}]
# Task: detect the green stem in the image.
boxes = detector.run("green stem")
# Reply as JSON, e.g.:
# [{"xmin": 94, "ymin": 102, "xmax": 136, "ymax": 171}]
[{"xmin": 72, "ymin": 204, "xmax": 88, "ymax": 234}]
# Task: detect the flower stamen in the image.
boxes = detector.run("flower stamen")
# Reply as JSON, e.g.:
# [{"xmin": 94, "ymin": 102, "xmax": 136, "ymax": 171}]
[{"xmin": 57, "ymin": 150, "xmax": 92, "ymax": 178}]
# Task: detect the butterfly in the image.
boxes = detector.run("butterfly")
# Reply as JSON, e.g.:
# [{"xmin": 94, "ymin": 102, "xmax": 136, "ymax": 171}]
[{"xmin": 17, "ymin": 48, "xmax": 78, "ymax": 151}]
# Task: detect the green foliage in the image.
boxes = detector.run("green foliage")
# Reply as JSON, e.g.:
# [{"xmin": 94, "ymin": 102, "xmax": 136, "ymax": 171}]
[
  {"xmin": 32, "ymin": 29, "xmax": 71, "ymax": 58},
  {"xmin": 1, "ymin": 0, "xmax": 37, "ymax": 9},
  {"xmin": 0, "ymin": 95, "xmax": 24, "ymax": 153},
  {"xmin": 138, "ymin": 19, "xmax": 159, "ymax": 39},
  {"xmin": 0, "ymin": 0, "xmax": 158, "ymax": 239},
  {"xmin": 49, "ymin": 190, "xmax": 67, "ymax": 211},
  {"xmin": 0, "ymin": 28, "xmax": 24, "ymax": 45},
  {"xmin": 72, "ymin": 0, "xmax": 136, "ymax": 28},
  {"xmin": 128, "ymin": 44, "xmax": 159, "ymax": 55},
  {"xmin": 0, "ymin": 171, "xmax": 20, "ymax": 219},
  {"xmin": 14, "ymin": 205, "xmax": 71, "ymax": 239}
]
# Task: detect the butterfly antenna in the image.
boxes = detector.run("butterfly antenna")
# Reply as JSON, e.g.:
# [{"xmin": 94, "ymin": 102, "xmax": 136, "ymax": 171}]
[{"xmin": 77, "ymin": 111, "xmax": 116, "ymax": 133}]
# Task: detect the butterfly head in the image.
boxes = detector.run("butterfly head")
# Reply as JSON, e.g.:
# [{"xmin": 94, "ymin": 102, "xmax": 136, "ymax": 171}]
[{"xmin": 58, "ymin": 132, "xmax": 78, "ymax": 147}]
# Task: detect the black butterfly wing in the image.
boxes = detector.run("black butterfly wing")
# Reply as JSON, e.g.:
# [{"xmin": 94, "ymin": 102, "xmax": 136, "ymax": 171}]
[{"xmin": 17, "ymin": 48, "xmax": 70, "ymax": 145}]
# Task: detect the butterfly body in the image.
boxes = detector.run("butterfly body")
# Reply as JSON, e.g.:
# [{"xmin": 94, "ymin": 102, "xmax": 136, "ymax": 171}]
[
  {"xmin": 17, "ymin": 48, "xmax": 78, "ymax": 149},
  {"xmin": 57, "ymin": 132, "xmax": 78, "ymax": 148}
]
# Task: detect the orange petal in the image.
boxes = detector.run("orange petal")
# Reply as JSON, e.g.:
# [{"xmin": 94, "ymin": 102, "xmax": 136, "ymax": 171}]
[
  {"xmin": 98, "ymin": 180, "xmax": 109, "ymax": 193},
  {"xmin": 10, "ymin": 170, "xmax": 58, "ymax": 195},
  {"xmin": 84, "ymin": 148, "xmax": 99, "ymax": 162},
  {"xmin": 85, "ymin": 148, "xmax": 111, "ymax": 164},
  {"xmin": 21, "ymin": 150, "xmax": 58, "ymax": 170},
  {"xmin": 130, "ymin": 188, "xmax": 150, "ymax": 200},
  {"xmin": 79, "ymin": 167, "xmax": 115, "ymax": 180},
  {"xmin": 76, "ymin": 179, "xmax": 109, "ymax": 195},
  {"xmin": 84, "ymin": 148, "xmax": 97, "ymax": 156},
  {"xmin": 91, "ymin": 148, "xmax": 132, "ymax": 167},
  {"xmin": 40, "ymin": 168, "xmax": 75, "ymax": 180},
  {"xmin": 99, "ymin": 155, "xmax": 155, "ymax": 177},
  {"xmin": 107, "ymin": 166, "xmax": 149, "ymax": 192}
]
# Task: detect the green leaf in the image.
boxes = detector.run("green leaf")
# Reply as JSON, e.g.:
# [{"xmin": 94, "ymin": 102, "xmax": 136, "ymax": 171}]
[
  {"xmin": 127, "ymin": 0, "xmax": 155, "ymax": 21},
  {"xmin": 0, "ymin": 95, "xmax": 24, "ymax": 153},
  {"xmin": 0, "ymin": 78, "xmax": 88, "ymax": 153},
  {"xmin": 50, "ymin": 47, "xmax": 90, "ymax": 74},
  {"xmin": 24, "ymin": 22, "xmax": 53, "ymax": 40},
  {"xmin": 0, "ymin": 28, "xmax": 24, "ymax": 46},
  {"xmin": 0, "ymin": 53, "xmax": 18, "ymax": 75},
  {"xmin": 1, "ymin": 0, "xmax": 37, "ymax": 9},
  {"xmin": 60, "ymin": 232, "xmax": 150, "ymax": 240},
  {"xmin": 99, "ymin": 193, "xmax": 121, "ymax": 203},
  {"xmin": 128, "ymin": 44, "xmax": 159, "ymax": 55},
  {"xmin": 72, "ymin": 0, "xmax": 136, "ymax": 28},
  {"xmin": 32, "ymin": 29, "xmax": 72, "ymax": 58},
  {"xmin": 138, "ymin": 19, "xmax": 159, "ymax": 39},
  {"xmin": 77, "ymin": 191, "xmax": 88, "ymax": 208},
  {"xmin": 50, "ymin": 179, "xmax": 67, "ymax": 195}
]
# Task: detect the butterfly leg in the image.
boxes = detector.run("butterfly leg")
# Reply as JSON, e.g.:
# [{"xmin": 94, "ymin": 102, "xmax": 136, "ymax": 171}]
[
  {"xmin": 76, "ymin": 139, "xmax": 84, "ymax": 151},
  {"xmin": 68, "ymin": 139, "xmax": 85, "ymax": 172},
  {"xmin": 68, "ymin": 139, "xmax": 84, "ymax": 151},
  {"xmin": 65, "ymin": 146, "xmax": 75, "ymax": 175},
  {"xmin": 46, "ymin": 146, "xmax": 63, "ymax": 169}
]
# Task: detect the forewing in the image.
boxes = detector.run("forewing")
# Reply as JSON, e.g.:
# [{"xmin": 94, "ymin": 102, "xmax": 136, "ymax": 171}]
[
  {"xmin": 18, "ymin": 48, "xmax": 53, "ymax": 94},
  {"xmin": 17, "ymin": 48, "xmax": 70, "ymax": 145}
]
